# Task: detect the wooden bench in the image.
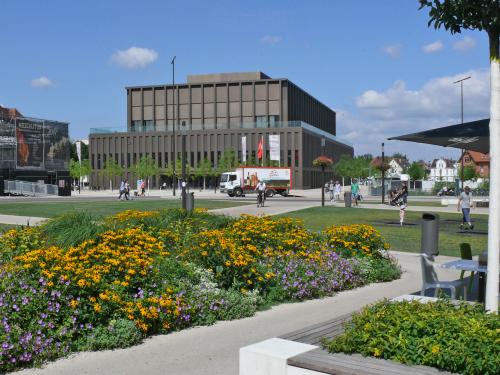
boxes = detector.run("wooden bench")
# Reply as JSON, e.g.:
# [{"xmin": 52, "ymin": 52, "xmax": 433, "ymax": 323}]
[{"xmin": 280, "ymin": 312, "xmax": 455, "ymax": 375}]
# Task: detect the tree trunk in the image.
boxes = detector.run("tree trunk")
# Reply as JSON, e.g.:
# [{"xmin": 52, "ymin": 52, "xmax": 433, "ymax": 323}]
[
  {"xmin": 486, "ymin": 32, "xmax": 500, "ymax": 313},
  {"xmin": 109, "ymin": 178, "xmax": 112, "ymax": 191},
  {"xmin": 203, "ymin": 176, "xmax": 206, "ymax": 190}
]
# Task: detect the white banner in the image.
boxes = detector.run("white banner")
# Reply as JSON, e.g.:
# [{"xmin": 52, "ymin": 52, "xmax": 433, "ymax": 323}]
[
  {"xmin": 241, "ymin": 136, "xmax": 247, "ymax": 163},
  {"xmin": 76, "ymin": 141, "xmax": 82, "ymax": 162},
  {"xmin": 269, "ymin": 134, "xmax": 280, "ymax": 161}
]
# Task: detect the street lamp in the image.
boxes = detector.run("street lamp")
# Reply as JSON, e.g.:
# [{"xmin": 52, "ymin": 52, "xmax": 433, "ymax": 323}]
[
  {"xmin": 181, "ymin": 120, "xmax": 187, "ymax": 209},
  {"xmin": 381, "ymin": 143, "xmax": 385, "ymax": 204},
  {"xmin": 453, "ymin": 76, "xmax": 471, "ymax": 191},
  {"xmin": 171, "ymin": 56, "xmax": 177, "ymax": 196}
]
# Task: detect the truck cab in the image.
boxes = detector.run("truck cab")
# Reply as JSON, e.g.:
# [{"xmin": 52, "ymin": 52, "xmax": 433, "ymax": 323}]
[{"xmin": 219, "ymin": 172, "xmax": 238, "ymax": 194}]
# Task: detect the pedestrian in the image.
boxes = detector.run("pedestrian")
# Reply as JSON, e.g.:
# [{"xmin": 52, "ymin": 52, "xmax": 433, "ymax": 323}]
[
  {"xmin": 351, "ymin": 179, "xmax": 360, "ymax": 206},
  {"xmin": 140, "ymin": 180, "xmax": 146, "ymax": 196},
  {"xmin": 458, "ymin": 186, "xmax": 475, "ymax": 230},
  {"xmin": 118, "ymin": 179, "xmax": 129, "ymax": 200},
  {"xmin": 328, "ymin": 180, "xmax": 335, "ymax": 201},
  {"xmin": 398, "ymin": 182, "xmax": 408, "ymax": 226},
  {"xmin": 334, "ymin": 180, "xmax": 342, "ymax": 201},
  {"xmin": 125, "ymin": 180, "xmax": 130, "ymax": 200}
]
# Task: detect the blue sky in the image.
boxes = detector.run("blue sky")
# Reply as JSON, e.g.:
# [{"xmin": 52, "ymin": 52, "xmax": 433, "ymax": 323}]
[{"xmin": 1, "ymin": 0, "xmax": 491, "ymax": 160}]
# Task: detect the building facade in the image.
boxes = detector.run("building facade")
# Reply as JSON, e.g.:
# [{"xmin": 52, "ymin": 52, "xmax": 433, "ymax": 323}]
[
  {"xmin": 89, "ymin": 72, "xmax": 353, "ymax": 189},
  {"xmin": 0, "ymin": 106, "xmax": 71, "ymax": 194},
  {"xmin": 428, "ymin": 158, "xmax": 457, "ymax": 182},
  {"xmin": 459, "ymin": 150, "xmax": 490, "ymax": 178}
]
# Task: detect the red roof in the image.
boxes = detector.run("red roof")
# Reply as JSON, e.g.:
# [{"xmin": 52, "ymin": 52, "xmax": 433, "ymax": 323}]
[{"xmin": 464, "ymin": 150, "xmax": 490, "ymax": 163}]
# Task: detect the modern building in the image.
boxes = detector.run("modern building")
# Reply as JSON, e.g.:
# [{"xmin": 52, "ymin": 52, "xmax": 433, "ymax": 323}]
[
  {"xmin": 89, "ymin": 72, "xmax": 353, "ymax": 189},
  {"xmin": 0, "ymin": 106, "xmax": 71, "ymax": 194}
]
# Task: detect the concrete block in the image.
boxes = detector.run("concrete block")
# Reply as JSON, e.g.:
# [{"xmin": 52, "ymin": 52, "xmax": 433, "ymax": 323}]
[
  {"xmin": 287, "ymin": 366, "xmax": 325, "ymax": 375},
  {"xmin": 239, "ymin": 338, "xmax": 317, "ymax": 375}
]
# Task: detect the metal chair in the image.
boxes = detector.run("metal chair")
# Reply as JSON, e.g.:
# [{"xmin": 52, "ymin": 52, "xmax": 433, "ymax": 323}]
[
  {"xmin": 459, "ymin": 243, "xmax": 475, "ymax": 294},
  {"xmin": 420, "ymin": 254, "xmax": 467, "ymax": 300}
]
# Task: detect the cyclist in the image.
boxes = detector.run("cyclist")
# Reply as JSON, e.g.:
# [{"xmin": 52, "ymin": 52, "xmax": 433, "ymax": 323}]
[{"xmin": 255, "ymin": 179, "xmax": 266, "ymax": 207}]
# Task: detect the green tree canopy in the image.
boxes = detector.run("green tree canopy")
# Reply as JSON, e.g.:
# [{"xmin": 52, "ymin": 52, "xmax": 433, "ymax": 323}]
[
  {"xmin": 407, "ymin": 161, "xmax": 426, "ymax": 181},
  {"xmin": 458, "ymin": 164, "xmax": 479, "ymax": 181},
  {"xmin": 70, "ymin": 141, "xmax": 89, "ymax": 162},
  {"xmin": 132, "ymin": 155, "xmax": 160, "ymax": 180},
  {"xmin": 217, "ymin": 149, "xmax": 238, "ymax": 173},
  {"xmin": 99, "ymin": 159, "xmax": 123, "ymax": 190},
  {"xmin": 69, "ymin": 159, "xmax": 91, "ymax": 180}
]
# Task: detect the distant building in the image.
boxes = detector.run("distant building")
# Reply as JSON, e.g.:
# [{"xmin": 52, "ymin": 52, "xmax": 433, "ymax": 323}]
[
  {"xmin": 428, "ymin": 158, "xmax": 457, "ymax": 182},
  {"xmin": 0, "ymin": 105, "xmax": 71, "ymax": 193},
  {"xmin": 459, "ymin": 150, "xmax": 490, "ymax": 178},
  {"xmin": 88, "ymin": 72, "xmax": 354, "ymax": 189}
]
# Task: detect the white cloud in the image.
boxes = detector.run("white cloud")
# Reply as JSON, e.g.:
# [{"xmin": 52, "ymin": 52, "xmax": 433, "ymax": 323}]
[
  {"xmin": 261, "ymin": 35, "xmax": 281, "ymax": 46},
  {"xmin": 111, "ymin": 47, "xmax": 158, "ymax": 69},
  {"xmin": 383, "ymin": 44, "xmax": 402, "ymax": 58},
  {"xmin": 336, "ymin": 69, "xmax": 490, "ymax": 159},
  {"xmin": 423, "ymin": 40, "xmax": 443, "ymax": 53},
  {"xmin": 31, "ymin": 76, "xmax": 54, "ymax": 88},
  {"xmin": 453, "ymin": 36, "xmax": 476, "ymax": 51}
]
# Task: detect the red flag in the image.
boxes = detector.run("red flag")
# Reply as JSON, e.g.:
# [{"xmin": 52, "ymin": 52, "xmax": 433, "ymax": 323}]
[{"xmin": 257, "ymin": 136, "xmax": 263, "ymax": 160}]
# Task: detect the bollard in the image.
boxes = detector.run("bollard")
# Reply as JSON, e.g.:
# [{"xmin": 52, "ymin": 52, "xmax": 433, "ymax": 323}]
[
  {"xmin": 186, "ymin": 192, "xmax": 195, "ymax": 212},
  {"xmin": 344, "ymin": 192, "xmax": 352, "ymax": 208},
  {"xmin": 421, "ymin": 213, "xmax": 439, "ymax": 256}
]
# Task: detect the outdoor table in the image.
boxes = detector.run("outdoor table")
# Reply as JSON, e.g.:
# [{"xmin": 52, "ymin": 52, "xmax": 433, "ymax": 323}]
[{"xmin": 440, "ymin": 260, "xmax": 488, "ymax": 302}]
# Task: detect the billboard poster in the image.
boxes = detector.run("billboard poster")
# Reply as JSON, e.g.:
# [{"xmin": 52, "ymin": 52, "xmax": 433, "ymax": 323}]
[
  {"xmin": 16, "ymin": 118, "xmax": 44, "ymax": 168},
  {"xmin": 242, "ymin": 167, "xmax": 290, "ymax": 189},
  {"xmin": 44, "ymin": 121, "xmax": 70, "ymax": 171},
  {"xmin": 269, "ymin": 134, "xmax": 280, "ymax": 161},
  {"xmin": 0, "ymin": 121, "xmax": 15, "ymax": 169},
  {"xmin": 241, "ymin": 136, "xmax": 247, "ymax": 163}
]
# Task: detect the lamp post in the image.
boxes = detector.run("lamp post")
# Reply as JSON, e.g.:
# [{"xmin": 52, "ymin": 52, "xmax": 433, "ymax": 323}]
[
  {"xmin": 171, "ymin": 56, "xmax": 177, "ymax": 196},
  {"xmin": 321, "ymin": 137, "xmax": 326, "ymax": 207},
  {"xmin": 181, "ymin": 121, "xmax": 187, "ymax": 209},
  {"xmin": 381, "ymin": 142, "xmax": 385, "ymax": 204},
  {"xmin": 453, "ymin": 76, "xmax": 471, "ymax": 191}
]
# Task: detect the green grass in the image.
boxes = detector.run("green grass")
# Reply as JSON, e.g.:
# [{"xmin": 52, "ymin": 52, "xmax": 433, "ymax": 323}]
[
  {"xmin": 0, "ymin": 199, "xmax": 247, "ymax": 218},
  {"xmin": 283, "ymin": 206, "xmax": 487, "ymax": 257}
]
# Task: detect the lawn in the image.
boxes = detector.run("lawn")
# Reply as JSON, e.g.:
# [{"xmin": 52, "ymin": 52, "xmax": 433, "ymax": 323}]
[
  {"xmin": 284, "ymin": 206, "xmax": 488, "ymax": 257},
  {"xmin": 360, "ymin": 201, "xmax": 444, "ymax": 207},
  {"xmin": 0, "ymin": 223, "xmax": 16, "ymax": 233},
  {"xmin": 0, "ymin": 199, "xmax": 247, "ymax": 218}
]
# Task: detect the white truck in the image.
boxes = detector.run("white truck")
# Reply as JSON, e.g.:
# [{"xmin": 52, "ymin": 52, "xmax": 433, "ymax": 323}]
[{"xmin": 220, "ymin": 167, "xmax": 291, "ymax": 197}]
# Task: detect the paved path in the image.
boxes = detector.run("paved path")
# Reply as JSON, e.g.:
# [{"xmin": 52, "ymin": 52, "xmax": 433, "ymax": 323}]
[
  {"xmin": 14, "ymin": 251, "xmax": 464, "ymax": 375},
  {"xmin": 0, "ymin": 214, "xmax": 47, "ymax": 226},
  {"xmin": 209, "ymin": 199, "xmax": 321, "ymax": 217}
]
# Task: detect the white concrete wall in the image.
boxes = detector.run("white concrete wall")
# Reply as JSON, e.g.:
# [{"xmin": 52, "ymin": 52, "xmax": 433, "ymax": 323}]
[
  {"xmin": 287, "ymin": 366, "xmax": 324, "ymax": 375},
  {"xmin": 239, "ymin": 338, "xmax": 317, "ymax": 375}
]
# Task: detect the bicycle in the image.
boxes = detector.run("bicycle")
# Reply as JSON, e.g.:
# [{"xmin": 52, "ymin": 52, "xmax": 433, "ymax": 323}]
[{"xmin": 257, "ymin": 191, "xmax": 265, "ymax": 208}]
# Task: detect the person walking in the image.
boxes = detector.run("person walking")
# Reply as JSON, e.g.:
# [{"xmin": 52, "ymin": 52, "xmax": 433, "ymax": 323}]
[
  {"xmin": 397, "ymin": 182, "xmax": 408, "ymax": 226},
  {"xmin": 351, "ymin": 179, "xmax": 360, "ymax": 206},
  {"xmin": 334, "ymin": 180, "xmax": 342, "ymax": 201},
  {"xmin": 140, "ymin": 180, "xmax": 146, "ymax": 196},
  {"xmin": 458, "ymin": 186, "xmax": 475, "ymax": 230},
  {"xmin": 118, "ymin": 179, "xmax": 129, "ymax": 201},
  {"xmin": 328, "ymin": 180, "xmax": 335, "ymax": 202}
]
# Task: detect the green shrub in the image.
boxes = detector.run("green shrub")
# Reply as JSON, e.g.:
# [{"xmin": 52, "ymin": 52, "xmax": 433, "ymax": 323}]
[
  {"xmin": 324, "ymin": 300, "xmax": 500, "ymax": 375},
  {"xmin": 75, "ymin": 319, "xmax": 143, "ymax": 351},
  {"xmin": 354, "ymin": 255, "xmax": 402, "ymax": 283},
  {"xmin": 41, "ymin": 211, "xmax": 105, "ymax": 248}
]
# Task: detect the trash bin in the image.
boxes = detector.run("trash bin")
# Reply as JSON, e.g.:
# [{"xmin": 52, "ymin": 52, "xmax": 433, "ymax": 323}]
[
  {"xmin": 186, "ymin": 192, "xmax": 195, "ymax": 212},
  {"xmin": 344, "ymin": 192, "xmax": 352, "ymax": 208},
  {"xmin": 421, "ymin": 213, "xmax": 439, "ymax": 256}
]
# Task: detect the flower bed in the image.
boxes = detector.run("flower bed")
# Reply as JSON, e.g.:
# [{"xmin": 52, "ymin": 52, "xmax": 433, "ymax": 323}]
[
  {"xmin": 0, "ymin": 209, "xmax": 400, "ymax": 372},
  {"xmin": 324, "ymin": 300, "xmax": 500, "ymax": 375}
]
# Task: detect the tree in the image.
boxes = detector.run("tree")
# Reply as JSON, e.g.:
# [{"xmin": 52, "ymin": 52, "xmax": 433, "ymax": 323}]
[
  {"xmin": 333, "ymin": 155, "xmax": 371, "ymax": 182},
  {"xmin": 419, "ymin": 0, "xmax": 500, "ymax": 312},
  {"xmin": 407, "ymin": 161, "xmax": 426, "ymax": 188},
  {"xmin": 70, "ymin": 141, "xmax": 88, "ymax": 162},
  {"xmin": 217, "ymin": 149, "xmax": 238, "ymax": 174},
  {"xmin": 69, "ymin": 159, "xmax": 91, "ymax": 190},
  {"xmin": 132, "ymin": 155, "xmax": 160, "ymax": 194},
  {"xmin": 195, "ymin": 158, "xmax": 214, "ymax": 190},
  {"xmin": 457, "ymin": 164, "xmax": 479, "ymax": 182},
  {"xmin": 99, "ymin": 159, "xmax": 123, "ymax": 191}
]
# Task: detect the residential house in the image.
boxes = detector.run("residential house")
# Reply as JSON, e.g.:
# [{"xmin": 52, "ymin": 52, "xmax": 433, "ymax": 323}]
[
  {"xmin": 459, "ymin": 150, "xmax": 490, "ymax": 178},
  {"xmin": 428, "ymin": 158, "xmax": 457, "ymax": 182}
]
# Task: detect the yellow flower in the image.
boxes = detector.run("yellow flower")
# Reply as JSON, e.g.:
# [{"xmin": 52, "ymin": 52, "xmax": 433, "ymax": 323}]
[
  {"xmin": 431, "ymin": 345, "xmax": 440, "ymax": 354},
  {"xmin": 93, "ymin": 303, "xmax": 102, "ymax": 312},
  {"xmin": 70, "ymin": 299, "xmax": 79, "ymax": 309},
  {"xmin": 373, "ymin": 348, "xmax": 382, "ymax": 357}
]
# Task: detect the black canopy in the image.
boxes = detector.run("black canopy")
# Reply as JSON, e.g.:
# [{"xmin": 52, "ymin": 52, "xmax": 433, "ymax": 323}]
[{"xmin": 388, "ymin": 118, "xmax": 489, "ymax": 153}]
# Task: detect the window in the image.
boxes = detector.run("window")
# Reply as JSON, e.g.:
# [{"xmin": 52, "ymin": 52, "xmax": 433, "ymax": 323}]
[
  {"xmin": 97, "ymin": 154, "xmax": 101, "ymax": 169},
  {"xmin": 295, "ymin": 150, "xmax": 299, "ymax": 167},
  {"xmin": 256, "ymin": 116, "xmax": 267, "ymax": 128},
  {"xmin": 121, "ymin": 154, "xmax": 125, "ymax": 167},
  {"xmin": 152, "ymin": 153, "xmax": 156, "ymax": 161},
  {"xmin": 210, "ymin": 151, "xmax": 215, "ymax": 166},
  {"xmin": 287, "ymin": 150, "xmax": 292, "ymax": 166},
  {"xmin": 127, "ymin": 154, "xmax": 131, "ymax": 168},
  {"xmin": 131, "ymin": 120, "xmax": 141, "ymax": 132},
  {"xmin": 164, "ymin": 152, "xmax": 169, "ymax": 166},
  {"xmin": 143, "ymin": 120, "xmax": 154, "ymax": 131},
  {"xmin": 158, "ymin": 153, "xmax": 162, "ymax": 167},
  {"xmin": 190, "ymin": 152, "xmax": 195, "ymax": 167},
  {"xmin": 91, "ymin": 154, "xmax": 95, "ymax": 169},
  {"xmin": 103, "ymin": 154, "xmax": 107, "ymax": 166},
  {"xmin": 269, "ymin": 115, "xmax": 279, "ymax": 128},
  {"xmin": 115, "ymin": 154, "xmax": 118, "ymax": 163}
]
